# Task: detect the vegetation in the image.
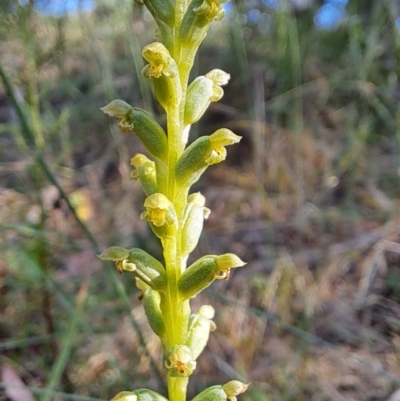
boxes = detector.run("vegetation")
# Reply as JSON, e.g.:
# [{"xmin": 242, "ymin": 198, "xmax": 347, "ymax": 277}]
[{"xmin": 1, "ymin": 1, "xmax": 400, "ymax": 400}]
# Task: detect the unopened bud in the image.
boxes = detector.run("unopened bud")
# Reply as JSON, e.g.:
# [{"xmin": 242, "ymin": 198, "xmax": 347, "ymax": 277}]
[
  {"xmin": 143, "ymin": 288, "xmax": 166, "ymax": 341},
  {"xmin": 180, "ymin": 0, "xmax": 230, "ymax": 53},
  {"xmin": 191, "ymin": 380, "xmax": 249, "ymax": 401},
  {"xmin": 181, "ymin": 193, "xmax": 210, "ymax": 257},
  {"xmin": 186, "ymin": 305, "xmax": 216, "ymax": 360},
  {"xmin": 101, "ymin": 101, "xmax": 167, "ymax": 161},
  {"xmin": 184, "ymin": 70, "xmax": 230, "ymax": 126}
]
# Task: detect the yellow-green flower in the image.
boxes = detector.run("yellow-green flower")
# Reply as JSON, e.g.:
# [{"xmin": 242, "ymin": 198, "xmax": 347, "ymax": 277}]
[
  {"xmin": 140, "ymin": 193, "xmax": 177, "ymax": 227},
  {"xmin": 164, "ymin": 345, "xmax": 196, "ymax": 377},
  {"xmin": 206, "ymin": 128, "xmax": 241, "ymax": 164},
  {"xmin": 194, "ymin": 0, "xmax": 230, "ymax": 21},
  {"xmin": 142, "ymin": 42, "xmax": 177, "ymax": 79}
]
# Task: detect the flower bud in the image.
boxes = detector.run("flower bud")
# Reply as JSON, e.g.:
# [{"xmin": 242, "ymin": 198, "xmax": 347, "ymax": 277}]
[
  {"xmin": 175, "ymin": 136, "xmax": 211, "ymax": 187},
  {"xmin": 175, "ymin": 129, "xmax": 241, "ymax": 188},
  {"xmin": 193, "ymin": 386, "xmax": 227, "ymax": 401},
  {"xmin": 222, "ymin": 381, "xmax": 250, "ymax": 401},
  {"xmin": 111, "ymin": 391, "xmax": 137, "ymax": 401},
  {"xmin": 143, "ymin": 288, "xmax": 166, "ymax": 340},
  {"xmin": 131, "ymin": 154, "xmax": 159, "ymax": 196},
  {"xmin": 98, "ymin": 246, "xmax": 166, "ymax": 290},
  {"xmin": 101, "ymin": 100, "xmax": 167, "ymax": 161},
  {"xmin": 178, "ymin": 255, "xmax": 216, "ymax": 299},
  {"xmin": 97, "ymin": 246, "xmax": 130, "ymax": 274},
  {"xmin": 142, "ymin": 42, "xmax": 181, "ymax": 111},
  {"xmin": 164, "ymin": 345, "xmax": 196, "ymax": 377},
  {"xmin": 186, "ymin": 305, "xmax": 216, "ymax": 360},
  {"xmin": 195, "ymin": 0, "xmax": 229, "ymax": 21},
  {"xmin": 135, "ymin": 389, "xmax": 169, "ymax": 401},
  {"xmin": 181, "ymin": 192, "xmax": 210, "ymax": 257},
  {"xmin": 205, "ymin": 69, "xmax": 231, "ymax": 86},
  {"xmin": 178, "ymin": 254, "xmax": 246, "ymax": 299},
  {"xmin": 191, "ymin": 381, "xmax": 249, "ymax": 401},
  {"xmin": 180, "ymin": 0, "xmax": 229, "ymax": 52},
  {"xmin": 184, "ymin": 76, "xmax": 213, "ymax": 125},
  {"xmin": 184, "ymin": 70, "xmax": 230, "ymax": 126},
  {"xmin": 111, "ymin": 389, "xmax": 169, "ymax": 401},
  {"xmin": 101, "ymin": 99, "xmax": 133, "ymax": 119}
]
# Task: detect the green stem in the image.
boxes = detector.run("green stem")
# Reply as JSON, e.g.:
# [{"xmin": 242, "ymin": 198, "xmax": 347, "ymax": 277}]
[
  {"xmin": 168, "ymin": 376, "xmax": 189, "ymax": 401},
  {"xmin": 161, "ymin": 3, "xmax": 195, "ymax": 399}
]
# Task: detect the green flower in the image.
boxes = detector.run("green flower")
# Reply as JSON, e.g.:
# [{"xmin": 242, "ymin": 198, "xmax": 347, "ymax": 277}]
[
  {"xmin": 140, "ymin": 193, "xmax": 177, "ymax": 227},
  {"xmin": 194, "ymin": 0, "xmax": 230, "ymax": 22},
  {"xmin": 164, "ymin": 345, "xmax": 196, "ymax": 377},
  {"xmin": 142, "ymin": 42, "xmax": 177, "ymax": 79}
]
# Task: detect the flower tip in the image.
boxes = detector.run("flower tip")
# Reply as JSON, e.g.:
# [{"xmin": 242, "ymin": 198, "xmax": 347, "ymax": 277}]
[
  {"xmin": 100, "ymin": 99, "xmax": 133, "ymax": 118},
  {"xmin": 222, "ymin": 380, "xmax": 250, "ymax": 397},
  {"xmin": 110, "ymin": 392, "xmax": 138, "ymax": 401},
  {"xmin": 205, "ymin": 69, "xmax": 231, "ymax": 86},
  {"xmin": 216, "ymin": 253, "xmax": 246, "ymax": 269},
  {"xmin": 97, "ymin": 246, "xmax": 130, "ymax": 261}
]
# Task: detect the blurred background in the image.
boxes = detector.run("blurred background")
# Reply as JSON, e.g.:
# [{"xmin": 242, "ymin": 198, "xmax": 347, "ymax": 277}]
[{"xmin": 1, "ymin": 0, "xmax": 400, "ymax": 400}]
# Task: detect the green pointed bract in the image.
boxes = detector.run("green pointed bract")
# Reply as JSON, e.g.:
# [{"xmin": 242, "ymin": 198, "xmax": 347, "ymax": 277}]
[
  {"xmin": 129, "ymin": 108, "xmax": 168, "ymax": 160},
  {"xmin": 142, "ymin": 0, "xmax": 174, "ymax": 26},
  {"xmin": 143, "ymin": 288, "xmax": 166, "ymax": 341},
  {"xmin": 185, "ymin": 305, "xmax": 216, "ymax": 360}
]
